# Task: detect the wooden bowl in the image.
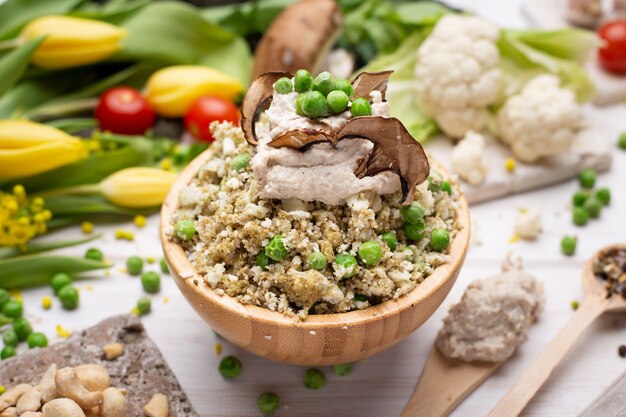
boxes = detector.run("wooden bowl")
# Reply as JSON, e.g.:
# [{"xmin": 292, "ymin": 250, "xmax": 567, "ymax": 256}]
[{"xmin": 160, "ymin": 150, "xmax": 471, "ymax": 366}]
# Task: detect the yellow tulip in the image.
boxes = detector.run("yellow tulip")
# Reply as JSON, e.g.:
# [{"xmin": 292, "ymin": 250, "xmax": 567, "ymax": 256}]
[
  {"xmin": 21, "ymin": 16, "xmax": 127, "ymax": 69},
  {"xmin": 144, "ymin": 65, "xmax": 243, "ymax": 117},
  {"xmin": 0, "ymin": 120, "xmax": 86, "ymax": 180},
  {"xmin": 100, "ymin": 167, "xmax": 177, "ymax": 208}
]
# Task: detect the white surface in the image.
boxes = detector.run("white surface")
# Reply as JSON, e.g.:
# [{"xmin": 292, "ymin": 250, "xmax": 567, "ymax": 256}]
[{"xmin": 9, "ymin": 2, "xmax": 626, "ymax": 417}]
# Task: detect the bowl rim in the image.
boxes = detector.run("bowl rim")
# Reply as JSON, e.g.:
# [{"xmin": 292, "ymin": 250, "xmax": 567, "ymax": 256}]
[{"xmin": 160, "ymin": 148, "xmax": 471, "ymax": 329}]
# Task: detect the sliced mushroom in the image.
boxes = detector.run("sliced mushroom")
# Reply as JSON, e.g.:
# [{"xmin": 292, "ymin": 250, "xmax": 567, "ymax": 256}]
[
  {"xmin": 240, "ymin": 71, "xmax": 291, "ymax": 145},
  {"xmin": 268, "ymin": 129, "xmax": 336, "ymax": 149},
  {"xmin": 351, "ymin": 70, "xmax": 394, "ymax": 101},
  {"xmin": 252, "ymin": 0, "xmax": 342, "ymax": 78}
]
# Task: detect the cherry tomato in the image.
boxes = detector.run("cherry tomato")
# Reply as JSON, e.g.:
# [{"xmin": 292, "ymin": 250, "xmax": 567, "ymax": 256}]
[
  {"xmin": 95, "ymin": 87, "xmax": 155, "ymax": 135},
  {"xmin": 598, "ymin": 20, "xmax": 626, "ymax": 74},
  {"xmin": 184, "ymin": 96, "xmax": 240, "ymax": 142}
]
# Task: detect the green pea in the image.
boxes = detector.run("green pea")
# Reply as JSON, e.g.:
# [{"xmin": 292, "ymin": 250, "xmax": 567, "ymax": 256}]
[
  {"xmin": 358, "ymin": 241, "xmax": 383, "ymax": 266},
  {"xmin": 327, "ymin": 90, "xmax": 349, "ymax": 114},
  {"xmin": 265, "ymin": 235, "xmax": 287, "ymax": 261},
  {"xmin": 618, "ymin": 132, "xmax": 626, "ymax": 150},
  {"xmin": 400, "ymin": 201, "xmax": 425, "ymax": 224},
  {"xmin": 231, "ymin": 153, "xmax": 250, "ymax": 172},
  {"xmin": 2, "ymin": 300, "xmax": 22, "ymax": 319},
  {"xmin": 572, "ymin": 191, "xmax": 589, "ymax": 207},
  {"xmin": 274, "ymin": 77, "xmax": 292, "ymax": 94},
  {"xmin": 0, "ymin": 289, "xmax": 10, "ymax": 310},
  {"xmin": 572, "ymin": 206, "xmax": 588, "ymax": 226},
  {"xmin": 2, "ymin": 329, "xmax": 18, "ymax": 347},
  {"xmin": 256, "ymin": 251, "xmax": 271, "ymax": 269},
  {"xmin": 13, "ymin": 317, "xmax": 32, "ymax": 341},
  {"xmin": 27, "ymin": 332, "xmax": 48, "ymax": 349},
  {"xmin": 160, "ymin": 258, "xmax": 169, "ymax": 274},
  {"xmin": 353, "ymin": 294, "xmax": 368, "ymax": 302},
  {"xmin": 578, "ymin": 168, "xmax": 596, "ymax": 189},
  {"xmin": 302, "ymin": 91, "xmax": 329, "ymax": 118},
  {"xmin": 0, "ymin": 346, "xmax": 15, "ymax": 360},
  {"xmin": 583, "ymin": 197, "xmax": 602, "ymax": 218},
  {"xmin": 428, "ymin": 170, "xmax": 444, "ymax": 192},
  {"xmin": 430, "ymin": 228, "xmax": 450, "ymax": 252},
  {"xmin": 596, "ymin": 188, "xmax": 611, "ymax": 206},
  {"xmin": 403, "ymin": 221, "xmax": 426, "ymax": 241},
  {"xmin": 381, "ymin": 231, "xmax": 397, "ymax": 251},
  {"xmin": 312, "ymin": 71, "xmax": 335, "ymax": 96},
  {"xmin": 332, "ymin": 363, "xmax": 353, "ymax": 377},
  {"xmin": 350, "ymin": 97, "xmax": 372, "ymax": 117},
  {"xmin": 84, "ymin": 248, "xmax": 103, "ymax": 262},
  {"xmin": 561, "ymin": 236, "xmax": 577, "ymax": 256},
  {"xmin": 58, "ymin": 286, "xmax": 79, "ymax": 310},
  {"xmin": 174, "ymin": 219, "xmax": 196, "ymax": 240},
  {"xmin": 304, "ymin": 368, "xmax": 326, "ymax": 390},
  {"xmin": 307, "ymin": 252, "xmax": 327, "ymax": 270},
  {"xmin": 294, "ymin": 69, "xmax": 313, "ymax": 93},
  {"xmin": 295, "ymin": 93, "xmax": 306, "ymax": 116},
  {"xmin": 335, "ymin": 78, "xmax": 354, "ymax": 97},
  {"xmin": 126, "ymin": 256, "xmax": 144, "ymax": 276},
  {"xmin": 50, "ymin": 272, "xmax": 72, "ymax": 295},
  {"xmin": 137, "ymin": 297, "xmax": 151, "ymax": 315},
  {"xmin": 334, "ymin": 253, "xmax": 358, "ymax": 278},
  {"xmin": 258, "ymin": 392, "xmax": 280, "ymax": 416},
  {"xmin": 141, "ymin": 272, "xmax": 161, "ymax": 294},
  {"xmin": 219, "ymin": 355, "xmax": 242, "ymax": 379},
  {"xmin": 441, "ymin": 181, "xmax": 452, "ymax": 195}
]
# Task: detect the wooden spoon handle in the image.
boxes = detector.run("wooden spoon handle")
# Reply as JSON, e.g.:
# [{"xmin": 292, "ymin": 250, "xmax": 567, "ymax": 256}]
[{"xmin": 487, "ymin": 296, "xmax": 608, "ymax": 417}]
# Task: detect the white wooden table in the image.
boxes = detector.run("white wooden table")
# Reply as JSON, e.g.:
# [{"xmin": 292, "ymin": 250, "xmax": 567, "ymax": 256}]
[{"xmin": 12, "ymin": 1, "xmax": 626, "ymax": 416}]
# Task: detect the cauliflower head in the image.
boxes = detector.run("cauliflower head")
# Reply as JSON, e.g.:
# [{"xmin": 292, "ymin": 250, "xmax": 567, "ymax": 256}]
[
  {"xmin": 415, "ymin": 15, "xmax": 501, "ymax": 139},
  {"xmin": 514, "ymin": 208, "xmax": 542, "ymax": 240},
  {"xmin": 451, "ymin": 131, "xmax": 488, "ymax": 186},
  {"xmin": 497, "ymin": 75, "xmax": 581, "ymax": 163}
]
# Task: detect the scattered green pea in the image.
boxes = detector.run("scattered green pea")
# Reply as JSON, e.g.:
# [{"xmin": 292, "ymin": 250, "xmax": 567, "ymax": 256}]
[
  {"xmin": 618, "ymin": 132, "xmax": 626, "ymax": 150},
  {"xmin": 572, "ymin": 206, "xmax": 589, "ymax": 226},
  {"xmin": 326, "ymin": 90, "xmax": 349, "ymax": 114},
  {"xmin": 579, "ymin": 168, "xmax": 596, "ymax": 189},
  {"xmin": 232, "ymin": 153, "xmax": 250, "ymax": 172},
  {"xmin": 302, "ymin": 90, "xmax": 329, "ymax": 118},
  {"xmin": 0, "ymin": 289, "xmax": 10, "ymax": 310},
  {"xmin": 159, "ymin": 258, "xmax": 169, "ymax": 274},
  {"xmin": 307, "ymin": 252, "xmax": 327, "ymax": 270},
  {"xmin": 350, "ymin": 97, "xmax": 372, "ymax": 117},
  {"xmin": 141, "ymin": 272, "xmax": 161, "ymax": 294},
  {"xmin": 84, "ymin": 248, "xmax": 104, "ymax": 261},
  {"xmin": 50, "ymin": 272, "xmax": 72, "ymax": 295},
  {"xmin": 2, "ymin": 329, "xmax": 18, "ymax": 347},
  {"xmin": 265, "ymin": 235, "xmax": 287, "ymax": 261},
  {"xmin": 126, "ymin": 256, "xmax": 144, "ymax": 276},
  {"xmin": 304, "ymin": 368, "xmax": 326, "ymax": 390},
  {"xmin": 2, "ymin": 300, "xmax": 22, "ymax": 319},
  {"xmin": 596, "ymin": 188, "xmax": 611, "ymax": 206},
  {"xmin": 58, "ymin": 286, "xmax": 79, "ymax": 310},
  {"xmin": 219, "ymin": 355, "xmax": 242, "ymax": 379},
  {"xmin": 334, "ymin": 78, "xmax": 353, "ymax": 97},
  {"xmin": 381, "ymin": 231, "xmax": 397, "ymax": 251},
  {"xmin": 13, "ymin": 318, "xmax": 32, "ymax": 341},
  {"xmin": 403, "ymin": 221, "xmax": 426, "ymax": 241},
  {"xmin": 430, "ymin": 229, "xmax": 450, "ymax": 252},
  {"xmin": 441, "ymin": 181, "xmax": 452, "ymax": 195},
  {"xmin": 583, "ymin": 196, "xmax": 602, "ymax": 218},
  {"xmin": 312, "ymin": 71, "xmax": 335, "ymax": 96},
  {"xmin": 571, "ymin": 300, "xmax": 580, "ymax": 310},
  {"xmin": 572, "ymin": 191, "xmax": 588, "ymax": 207},
  {"xmin": 358, "ymin": 241, "xmax": 383, "ymax": 266},
  {"xmin": 400, "ymin": 202, "xmax": 425, "ymax": 225},
  {"xmin": 258, "ymin": 392, "xmax": 280, "ymax": 416},
  {"xmin": 274, "ymin": 77, "xmax": 292, "ymax": 94},
  {"xmin": 256, "ymin": 251, "xmax": 271, "ymax": 269},
  {"xmin": 137, "ymin": 297, "xmax": 151, "ymax": 315},
  {"xmin": 334, "ymin": 253, "xmax": 358, "ymax": 278},
  {"xmin": 561, "ymin": 236, "xmax": 577, "ymax": 256},
  {"xmin": 27, "ymin": 332, "xmax": 48, "ymax": 349},
  {"xmin": 332, "ymin": 363, "xmax": 353, "ymax": 377},
  {"xmin": 1, "ymin": 346, "xmax": 15, "ymax": 360},
  {"xmin": 174, "ymin": 219, "xmax": 196, "ymax": 240},
  {"xmin": 294, "ymin": 69, "xmax": 313, "ymax": 92}
]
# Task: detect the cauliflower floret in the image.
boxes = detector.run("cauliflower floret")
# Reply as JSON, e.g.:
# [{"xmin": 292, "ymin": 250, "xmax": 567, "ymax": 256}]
[
  {"xmin": 415, "ymin": 15, "xmax": 501, "ymax": 138},
  {"xmin": 497, "ymin": 75, "xmax": 581, "ymax": 163},
  {"xmin": 514, "ymin": 208, "xmax": 542, "ymax": 240},
  {"xmin": 451, "ymin": 131, "xmax": 488, "ymax": 186}
]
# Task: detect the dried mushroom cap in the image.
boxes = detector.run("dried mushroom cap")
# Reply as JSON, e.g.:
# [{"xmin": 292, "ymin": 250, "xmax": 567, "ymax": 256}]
[
  {"xmin": 240, "ymin": 71, "xmax": 291, "ymax": 145},
  {"xmin": 252, "ymin": 0, "xmax": 342, "ymax": 78},
  {"xmin": 269, "ymin": 117, "xmax": 430, "ymax": 204},
  {"xmin": 351, "ymin": 70, "xmax": 394, "ymax": 100}
]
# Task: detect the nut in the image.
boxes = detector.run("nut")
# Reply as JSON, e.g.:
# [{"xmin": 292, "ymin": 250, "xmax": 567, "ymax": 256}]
[
  {"xmin": 143, "ymin": 394, "xmax": 168, "ymax": 417},
  {"xmin": 0, "ymin": 407, "xmax": 17, "ymax": 417},
  {"xmin": 15, "ymin": 387, "xmax": 42, "ymax": 414},
  {"xmin": 73, "ymin": 365, "xmax": 110, "ymax": 392},
  {"xmin": 100, "ymin": 388, "xmax": 125, "ymax": 417},
  {"xmin": 20, "ymin": 412, "xmax": 43, "ymax": 417},
  {"xmin": 37, "ymin": 365, "xmax": 58, "ymax": 403},
  {"xmin": 0, "ymin": 384, "xmax": 32, "ymax": 411},
  {"xmin": 42, "ymin": 399, "xmax": 85, "ymax": 417},
  {"xmin": 54, "ymin": 368, "xmax": 103, "ymax": 410},
  {"xmin": 101, "ymin": 343, "xmax": 124, "ymax": 361}
]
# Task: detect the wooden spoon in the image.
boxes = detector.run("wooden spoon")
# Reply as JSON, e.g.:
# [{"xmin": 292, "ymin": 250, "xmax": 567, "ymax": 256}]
[{"xmin": 488, "ymin": 244, "xmax": 626, "ymax": 417}]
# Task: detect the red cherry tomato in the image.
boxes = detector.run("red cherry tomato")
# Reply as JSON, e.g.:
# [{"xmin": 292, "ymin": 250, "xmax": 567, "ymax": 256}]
[
  {"xmin": 184, "ymin": 96, "xmax": 240, "ymax": 142},
  {"xmin": 95, "ymin": 87, "xmax": 155, "ymax": 135},
  {"xmin": 598, "ymin": 20, "xmax": 626, "ymax": 74}
]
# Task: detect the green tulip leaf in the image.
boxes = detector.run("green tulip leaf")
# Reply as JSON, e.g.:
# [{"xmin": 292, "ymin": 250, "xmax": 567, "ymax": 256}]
[
  {"xmin": 0, "ymin": 36, "xmax": 45, "ymax": 97},
  {"xmin": 0, "ymin": 233, "xmax": 103, "ymax": 260},
  {"xmin": 0, "ymin": 0, "xmax": 84, "ymax": 40}
]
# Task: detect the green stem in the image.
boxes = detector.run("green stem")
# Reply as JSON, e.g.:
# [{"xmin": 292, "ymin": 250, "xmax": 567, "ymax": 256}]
[
  {"xmin": 37, "ymin": 183, "xmax": 102, "ymax": 199},
  {"xmin": 27, "ymin": 98, "xmax": 99, "ymax": 119},
  {"xmin": 0, "ymin": 37, "xmax": 23, "ymax": 52}
]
